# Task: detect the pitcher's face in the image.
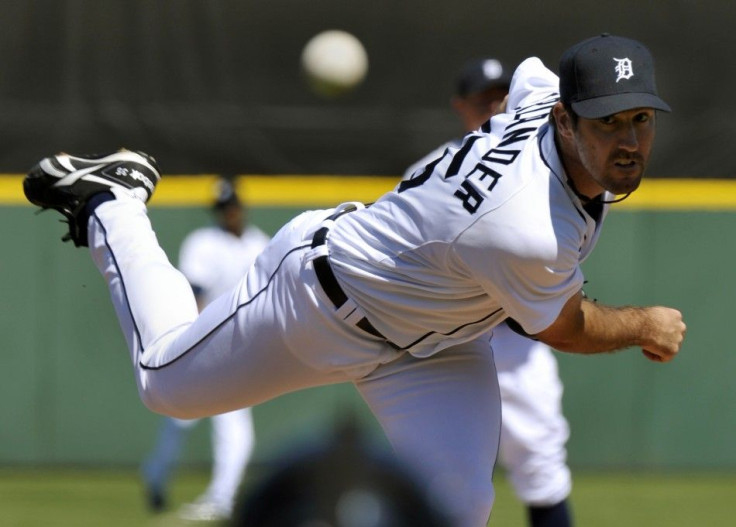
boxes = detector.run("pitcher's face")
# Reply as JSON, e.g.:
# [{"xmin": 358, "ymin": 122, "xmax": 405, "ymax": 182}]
[{"xmin": 573, "ymin": 108, "xmax": 657, "ymax": 196}]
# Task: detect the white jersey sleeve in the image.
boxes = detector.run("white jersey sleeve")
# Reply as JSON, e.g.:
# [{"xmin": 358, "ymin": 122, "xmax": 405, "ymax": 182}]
[{"xmin": 451, "ymin": 144, "xmax": 588, "ymax": 335}]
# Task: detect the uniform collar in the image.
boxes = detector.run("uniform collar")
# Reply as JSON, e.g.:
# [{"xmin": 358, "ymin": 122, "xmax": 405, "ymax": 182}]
[{"xmin": 538, "ymin": 124, "xmax": 584, "ymax": 208}]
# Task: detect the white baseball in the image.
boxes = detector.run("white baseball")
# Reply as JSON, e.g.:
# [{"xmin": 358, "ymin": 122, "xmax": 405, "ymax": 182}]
[{"xmin": 301, "ymin": 30, "xmax": 369, "ymax": 97}]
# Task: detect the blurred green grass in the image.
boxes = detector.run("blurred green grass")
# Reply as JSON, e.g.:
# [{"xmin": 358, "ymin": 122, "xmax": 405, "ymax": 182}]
[{"xmin": 0, "ymin": 468, "xmax": 734, "ymax": 526}]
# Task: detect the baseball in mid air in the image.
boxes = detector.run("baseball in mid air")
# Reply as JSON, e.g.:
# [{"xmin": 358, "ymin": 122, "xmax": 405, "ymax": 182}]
[{"xmin": 301, "ymin": 30, "xmax": 369, "ymax": 97}]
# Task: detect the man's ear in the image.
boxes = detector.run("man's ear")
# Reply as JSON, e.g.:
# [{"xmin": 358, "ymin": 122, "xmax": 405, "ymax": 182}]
[{"xmin": 552, "ymin": 102, "xmax": 574, "ymax": 139}]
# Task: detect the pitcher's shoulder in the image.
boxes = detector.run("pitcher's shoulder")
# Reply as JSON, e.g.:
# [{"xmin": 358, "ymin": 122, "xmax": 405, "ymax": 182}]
[{"xmin": 506, "ymin": 57, "xmax": 560, "ymax": 112}]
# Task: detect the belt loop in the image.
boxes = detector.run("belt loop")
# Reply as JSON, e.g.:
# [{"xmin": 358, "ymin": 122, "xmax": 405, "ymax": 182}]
[{"xmin": 311, "ymin": 226, "xmax": 328, "ymax": 249}]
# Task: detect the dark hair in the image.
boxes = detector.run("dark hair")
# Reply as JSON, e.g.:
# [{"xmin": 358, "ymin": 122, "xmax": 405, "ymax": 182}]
[{"xmin": 212, "ymin": 177, "xmax": 241, "ymax": 210}]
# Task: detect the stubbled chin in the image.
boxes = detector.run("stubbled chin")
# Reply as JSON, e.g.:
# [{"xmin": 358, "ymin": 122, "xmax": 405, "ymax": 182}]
[
  {"xmin": 606, "ymin": 167, "xmax": 643, "ymax": 194},
  {"xmin": 611, "ymin": 176, "xmax": 642, "ymax": 195}
]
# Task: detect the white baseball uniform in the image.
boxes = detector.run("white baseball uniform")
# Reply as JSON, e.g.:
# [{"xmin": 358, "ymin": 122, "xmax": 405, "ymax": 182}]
[
  {"xmin": 404, "ymin": 148, "xmax": 572, "ymax": 507},
  {"xmin": 87, "ymin": 57, "xmax": 608, "ymax": 527},
  {"xmin": 142, "ymin": 222, "xmax": 270, "ymax": 516}
]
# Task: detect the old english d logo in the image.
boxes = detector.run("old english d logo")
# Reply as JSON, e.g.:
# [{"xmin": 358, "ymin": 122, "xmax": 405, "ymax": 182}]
[{"xmin": 613, "ymin": 57, "xmax": 634, "ymax": 82}]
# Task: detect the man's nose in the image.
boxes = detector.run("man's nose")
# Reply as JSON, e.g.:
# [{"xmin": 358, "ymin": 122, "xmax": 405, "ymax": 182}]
[{"xmin": 618, "ymin": 124, "xmax": 639, "ymax": 151}]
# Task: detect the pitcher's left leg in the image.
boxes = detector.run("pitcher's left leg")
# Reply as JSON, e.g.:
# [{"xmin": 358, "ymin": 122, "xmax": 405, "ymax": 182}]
[
  {"xmin": 89, "ymin": 196, "xmax": 348, "ymax": 418},
  {"xmin": 356, "ymin": 338, "xmax": 500, "ymax": 527}
]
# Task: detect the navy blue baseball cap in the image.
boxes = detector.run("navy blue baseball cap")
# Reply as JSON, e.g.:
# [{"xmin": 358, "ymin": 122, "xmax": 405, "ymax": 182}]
[
  {"xmin": 559, "ymin": 33, "xmax": 671, "ymax": 119},
  {"xmin": 455, "ymin": 58, "xmax": 512, "ymax": 97}
]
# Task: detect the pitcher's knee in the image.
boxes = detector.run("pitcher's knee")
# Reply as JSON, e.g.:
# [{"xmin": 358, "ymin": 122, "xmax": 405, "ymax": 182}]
[{"xmin": 137, "ymin": 378, "xmax": 206, "ymax": 419}]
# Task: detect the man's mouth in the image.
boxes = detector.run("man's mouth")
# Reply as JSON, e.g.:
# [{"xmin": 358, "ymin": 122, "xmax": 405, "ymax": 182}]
[{"xmin": 613, "ymin": 155, "xmax": 643, "ymax": 170}]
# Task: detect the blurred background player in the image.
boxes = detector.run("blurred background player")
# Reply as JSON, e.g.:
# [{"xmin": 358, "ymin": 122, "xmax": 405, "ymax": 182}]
[
  {"xmin": 403, "ymin": 58, "xmax": 574, "ymax": 527},
  {"xmin": 141, "ymin": 178, "xmax": 270, "ymax": 521}
]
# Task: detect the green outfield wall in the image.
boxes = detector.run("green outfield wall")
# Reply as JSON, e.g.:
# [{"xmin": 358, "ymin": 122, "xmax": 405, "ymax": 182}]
[{"xmin": 2, "ymin": 176, "xmax": 735, "ymax": 470}]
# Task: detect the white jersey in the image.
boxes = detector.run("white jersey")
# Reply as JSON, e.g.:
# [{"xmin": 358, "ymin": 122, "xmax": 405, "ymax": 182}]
[
  {"xmin": 328, "ymin": 57, "xmax": 610, "ymax": 357},
  {"xmin": 179, "ymin": 224, "xmax": 270, "ymax": 306}
]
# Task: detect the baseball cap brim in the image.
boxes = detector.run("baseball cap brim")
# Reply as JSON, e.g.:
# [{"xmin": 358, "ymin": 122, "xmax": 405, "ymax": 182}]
[{"xmin": 571, "ymin": 92, "xmax": 672, "ymax": 119}]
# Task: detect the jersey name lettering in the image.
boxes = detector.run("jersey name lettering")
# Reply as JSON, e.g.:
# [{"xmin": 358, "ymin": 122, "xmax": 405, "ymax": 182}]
[
  {"xmin": 453, "ymin": 96, "xmax": 558, "ymax": 214},
  {"xmin": 506, "ymin": 96, "xmax": 558, "ymax": 130}
]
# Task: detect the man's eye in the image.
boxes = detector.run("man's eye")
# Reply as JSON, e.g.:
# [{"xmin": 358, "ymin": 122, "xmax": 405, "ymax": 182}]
[{"xmin": 599, "ymin": 116, "xmax": 615, "ymax": 125}]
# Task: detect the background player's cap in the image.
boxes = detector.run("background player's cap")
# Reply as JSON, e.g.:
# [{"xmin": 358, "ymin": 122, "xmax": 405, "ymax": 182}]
[
  {"xmin": 212, "ymin": 177, "xmax": 241, "ymax": 210},
  {"xmin": 559, "ymin": 33, "xmax": 671, "ymax": 119},
  {"xmin": 455, "ymin": 58, "xmax": 511, "ymax": 97}
]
